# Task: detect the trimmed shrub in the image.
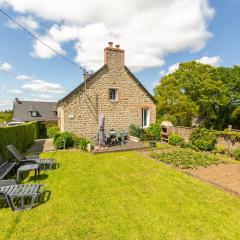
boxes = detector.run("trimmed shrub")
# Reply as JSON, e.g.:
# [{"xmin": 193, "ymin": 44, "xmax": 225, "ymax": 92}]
[
  {"xmin": 0, "ymin": 122, "xmax": 39, "ymax": 160},
  {"xmin": 53, "ymin": 132, "xmax": 75, "ymax": 149},
  {"xmin": 168, "ymin": 134, "xmax": 184, "ymax": 146},
  {"xmin": 47, "ymin": 125, "xmax": 60, "ymax": 138},
  {"xmin": 235, "ymin": 148, "xmax": 240, "ymax": 160},
  {"xmin": 190, "ymin": 128, "xmax": 216, "ymax": 151},
  {"xmin": 53, "ymin": 131, "xmax": 90, "ymax": 151},
  {"xmin": 38, "ymin": 121, "xmax": 58, "ymax": 138}
]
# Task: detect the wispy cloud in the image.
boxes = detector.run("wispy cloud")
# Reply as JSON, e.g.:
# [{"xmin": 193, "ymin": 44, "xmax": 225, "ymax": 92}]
[
  {"xmin": 0, "ymin": 62, "xmax": 12, "ymax": 71},
  {"xmin": 7, "ymin": 89, "xmax": 23, "ymax": 95},
  {"xmin": 7, "ymin": 15, "xmax": 39, "ymax": 31},
  {"xmin": 22, "ymin": 79, "xmax": 65, "ymax": 93}
]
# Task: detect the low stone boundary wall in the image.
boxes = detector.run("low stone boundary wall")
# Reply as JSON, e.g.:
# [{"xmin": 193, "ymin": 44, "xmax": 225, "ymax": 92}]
[{"xmin": 169, "ymin": 126, "xmax": 240, "ymax": 150}]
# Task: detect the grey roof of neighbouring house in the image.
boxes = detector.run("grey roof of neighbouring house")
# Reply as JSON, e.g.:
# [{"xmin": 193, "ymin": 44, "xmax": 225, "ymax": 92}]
[{"xmin": 12, "ymin": 99, "xmax": 58, "ymax": 122}]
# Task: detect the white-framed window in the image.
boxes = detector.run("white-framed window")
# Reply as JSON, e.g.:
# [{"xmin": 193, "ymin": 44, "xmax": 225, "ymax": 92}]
[
  {"xmin": 141, "ymin": 108, "xmax": 150, "ymax": 128},
  {"xmin": 31, "ymin": 111, "xmax": 37, "ymax": 117},
  {"xmin": 109, "ymin": 88, "xmax": 118, "ymax": 101}
]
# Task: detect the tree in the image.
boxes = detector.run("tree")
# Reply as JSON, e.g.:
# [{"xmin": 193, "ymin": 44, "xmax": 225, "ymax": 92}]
[{"xmin": 154, "ymin": 62, "xmax": 240, "ymax": 130}]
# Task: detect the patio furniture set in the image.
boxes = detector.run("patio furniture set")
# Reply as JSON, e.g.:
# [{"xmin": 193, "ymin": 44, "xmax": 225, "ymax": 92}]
[
  {"xmin": 98, "ymin": 129, "xmax": 127, "ymax": 147},
  {"xmin": 0, "ymin": 145, "xmax": 56, "ymax": 211}
]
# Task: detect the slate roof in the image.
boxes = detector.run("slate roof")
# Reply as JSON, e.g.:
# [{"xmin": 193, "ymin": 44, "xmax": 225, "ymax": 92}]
[
  {"xmin": 12, "ymin": 99, "xmax": 58, "ymax": 122},
  {"xmin": 58, "ymin": 64, "xmax": 156, "ymax": 104}
]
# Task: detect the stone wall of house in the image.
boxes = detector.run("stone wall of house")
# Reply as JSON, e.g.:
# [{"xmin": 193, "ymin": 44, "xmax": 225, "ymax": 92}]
[
  {"xmin": 169, "ymin": 126, "xmax": 240, "ymax": 150},
  {"xmin": 58, "ymin": 43, "xmax": 156, "ymax": 141}
]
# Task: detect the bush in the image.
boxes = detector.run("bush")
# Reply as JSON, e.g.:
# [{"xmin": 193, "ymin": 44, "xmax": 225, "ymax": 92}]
[
  {"xmin": 235, "ymin": 148, "xmax": 240, "ymax": 160},
  {"xmin": 129, "ymin": 124, "xmax": 145, "ymax": 140},
  {"xmin": 216, "ymin": 146, "xmax": 226, "ymax": 154},
  {"xmin": 74, "ymin": 137, "xmax": 90, "ymax": 151},
  {"xmin": 47, "ymin": 125, "xmax": 60, "ymax": 138},
  {"xmin": 145, "ymin": 123, "xmax": 161, "ymax": 140},
  {"xmin": 0, "ymin": 122, "xmax": 39, "ymax": 160},
  {"xmin": 168, "ymin": 134, "xmax": 185, "ymax": 146},
  {"xmin": 54, "ymin": 132, "xmax": 75, "ymax": 149},
  {"xmin": 190, "ymin": 128, "xmax": 216, "ymax": 151},
  {"xmin": 53, "ymin": 131, "xmax": 90, "ymax": 151}
]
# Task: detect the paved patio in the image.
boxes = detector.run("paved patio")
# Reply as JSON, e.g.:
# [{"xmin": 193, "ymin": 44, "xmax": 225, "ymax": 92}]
[
  {"xmin": 27, "ymin": 138, "xmax": 55, "ymax": 154},
  {"xmin": 93, "ymin": 140, "xmax": 149, "ymax": 154}
]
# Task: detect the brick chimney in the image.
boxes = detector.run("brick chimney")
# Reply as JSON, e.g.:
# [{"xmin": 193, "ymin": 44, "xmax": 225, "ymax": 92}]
[{"xmin": 104, "ymin": 42, "xmax": 125, "ymax": 67}]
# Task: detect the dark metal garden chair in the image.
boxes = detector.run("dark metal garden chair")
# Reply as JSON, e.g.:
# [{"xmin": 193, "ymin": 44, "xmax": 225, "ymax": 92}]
[
  {"xmin": 0, "ymin": 179, "xmax": 45, "ymax": 211},
  {"xmin": 0, "ymin": 154, "xmax": 17, "ymax": 180},
  {"xmin": 109, "ymin": 129, "xmax": 117, "ymax": 146},
  {"xmin": 7, "ymin": 145, "xmax": 55, "ymax": 170}
]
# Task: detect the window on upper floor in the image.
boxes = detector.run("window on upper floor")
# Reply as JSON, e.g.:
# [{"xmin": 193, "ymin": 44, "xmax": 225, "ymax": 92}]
[
  {"xmin": 109, "ymin": 88, "xmax": 118, "ymax": 101},
  {"xmin": 31, "ymin": 111, "xmax": 37, "ymax": 117}
]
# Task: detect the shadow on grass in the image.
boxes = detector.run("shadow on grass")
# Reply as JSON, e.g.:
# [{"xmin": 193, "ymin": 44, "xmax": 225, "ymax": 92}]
[{"xmin": 29, "ymin": 173, "xmax": 49, "ymax": 182}]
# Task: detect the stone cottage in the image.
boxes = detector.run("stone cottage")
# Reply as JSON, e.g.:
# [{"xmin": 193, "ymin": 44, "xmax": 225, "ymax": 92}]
[{"xmin": 57, "ymin": 42, "xmax": 156, "ymax": 140}]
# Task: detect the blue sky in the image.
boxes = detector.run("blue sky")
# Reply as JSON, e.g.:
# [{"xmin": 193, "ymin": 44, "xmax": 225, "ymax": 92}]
[{"xmin": 0, "ymin": 0, "xmax": 239, "ymax": 110}]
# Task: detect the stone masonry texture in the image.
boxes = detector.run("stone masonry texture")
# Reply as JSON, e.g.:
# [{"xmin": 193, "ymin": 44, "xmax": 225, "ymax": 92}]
[{"xmin": 58, "ymin": 44, "xmax": 156, "ymax": 140}]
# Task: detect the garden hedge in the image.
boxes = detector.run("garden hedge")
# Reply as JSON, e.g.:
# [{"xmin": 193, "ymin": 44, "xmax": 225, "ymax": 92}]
[{"xmin": 0, "ymin": 122, "xmax": 39, "ymax": 160}]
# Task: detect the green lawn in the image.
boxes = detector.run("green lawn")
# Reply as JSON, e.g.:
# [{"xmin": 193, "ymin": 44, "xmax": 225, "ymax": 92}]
[{"xmin": 0, "ymin": 150, "xmax": 240, "ymax": 240}]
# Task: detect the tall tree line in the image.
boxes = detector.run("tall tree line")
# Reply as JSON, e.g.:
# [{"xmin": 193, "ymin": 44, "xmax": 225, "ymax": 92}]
[{"xmin": 154, "ymin": 62, "xmax": 240, "ymax": 130}]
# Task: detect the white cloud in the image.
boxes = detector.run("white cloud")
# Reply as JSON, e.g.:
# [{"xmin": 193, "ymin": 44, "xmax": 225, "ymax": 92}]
[
  {"xmin": 166, "ymin": 55, "xmax": 221, "ymax": 75},
  {"xmin": 31, "ymin": 36, "xmax": 66, "ymax": 59},
  {"xmin": 0, "ymin": 98, "xmax": 11, "ymax": 107},
  {"xmin": 7, "ymin": 89, "xmax": 23, "ymax": 95},
  {"xmin": 0, "ymin": 0, "xmax": 215, "ymax": 71},
  {"xmin": 0, "ymin": 86, "xmax": 6, "ymax": 91},
  {"xmin": 168, "ymin": 63, "xmax": 180, "ymax": 74},
  {"xmin": 196, "ymin": 56, "xmax": 221, "ymax": 66},
  {"xmin": 7, "ymin": 15, "xmax": 39, "ymax": 31},
  {"xmin": 16, "ymin": 74, "xmax": 32, "ymax": 81},
  {"xmin": 0, "ymin": 62, "xmax": 12, "ymax": 71},
  {"xmin": 37, "ymin": 94, "xmax": 52, "ymax": 99},
  {"xmin": 22, "ymin": 79, "xmax": 65, "ymax": 93}
]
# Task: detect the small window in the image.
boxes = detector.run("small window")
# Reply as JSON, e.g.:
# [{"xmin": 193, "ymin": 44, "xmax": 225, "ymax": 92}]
[
  {"xmin": 31, "ymin": 111, "xmax": 37, "ymax": 117},
  {"xmin": 109, "ymin": 88, "xmax": 118, "ymax": 101}
]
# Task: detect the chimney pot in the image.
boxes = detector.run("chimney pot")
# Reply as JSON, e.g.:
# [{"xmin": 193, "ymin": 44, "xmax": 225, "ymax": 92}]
[
  {"xmin": 115, "ymin": 44, "xmax": 120, "ymax": 49},
  {"xmin": 108, "ymin": 42, "xmax": 113, "ymax": 47}
]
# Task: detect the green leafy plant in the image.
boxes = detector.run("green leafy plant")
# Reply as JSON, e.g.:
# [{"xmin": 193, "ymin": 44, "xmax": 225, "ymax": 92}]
[
  {"xmin": 74, "ymin": 137, "xmax": 90, "ymax": 151},
  {"xmin": 168, "ymin": 134, "xmax": 185, "ymax": 146},
  {"xmin": 145, "ymin": 123, "xmax": 161, "ymax": 140},
  {"xmin": 54, "ymin": 132, "xmax": 75, "ymax": 149},
  {"xmin": 151, "ymin": 148, "xmax": 222, "ymax": 169},
  {"xmin": 53, "ymin": 131, "xmax": 90, "ymax": 151},
  {"xmin": 234, "ymin": 147, "xmax": 240, "ymax": 160},
  {"xmin": 190, "ymin": 127, "xmax": 216, "ymax": 151},
  {"xmin": 47, "ymin": 125, "xmax": 60, "ymax": 138},
  {"xmin": 129, "ymin": 124, "xmax": 145, "ymax": 140},
  {"xmin": 216, "ymin": 145, "xmax": 226, "ymax": 154}
]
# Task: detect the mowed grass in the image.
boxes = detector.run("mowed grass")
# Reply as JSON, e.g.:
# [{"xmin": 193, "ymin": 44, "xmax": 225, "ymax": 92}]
[{"xmin": 0, "ymin": 150, "xmax": 240, "ymax": 240}]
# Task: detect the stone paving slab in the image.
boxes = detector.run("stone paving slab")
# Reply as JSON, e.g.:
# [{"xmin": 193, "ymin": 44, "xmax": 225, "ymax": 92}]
[{"xmin": 27, "ymin": 138, "xmax": 55, "ymax": 154}]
